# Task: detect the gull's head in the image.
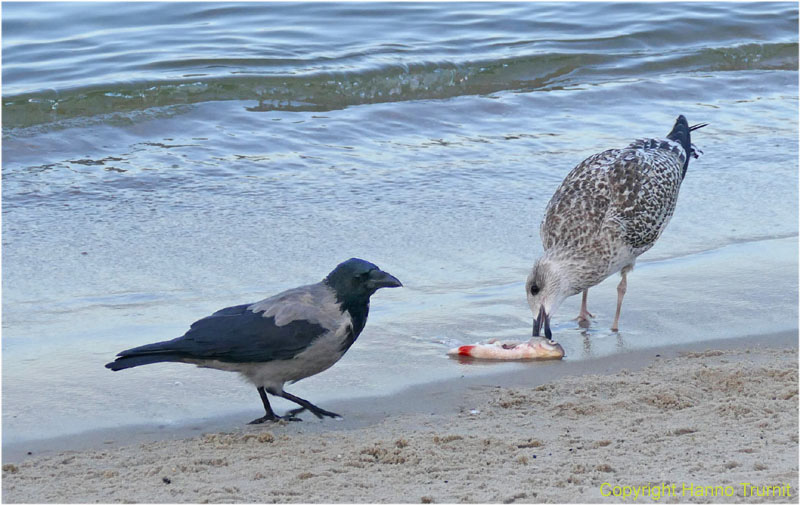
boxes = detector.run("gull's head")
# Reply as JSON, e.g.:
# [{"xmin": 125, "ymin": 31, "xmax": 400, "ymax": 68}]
[{"xmin": 525, "ymin": 258, "xmax": 569, "ymax": 339}]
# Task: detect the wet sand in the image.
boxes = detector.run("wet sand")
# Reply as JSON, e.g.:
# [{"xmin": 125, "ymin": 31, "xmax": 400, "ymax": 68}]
[{"xmin": 2, "ymin": 331, "xmax": 797, "ymax": 503}]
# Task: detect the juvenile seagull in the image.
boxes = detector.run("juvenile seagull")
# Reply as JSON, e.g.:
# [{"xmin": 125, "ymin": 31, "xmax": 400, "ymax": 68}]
[
  {"xmin": 106, "ymin": 258, "xmax": 402, "ymax": 423},
  {"xmin": 527, "ymin": 115, "xmax": 707, "ymax": 337}
]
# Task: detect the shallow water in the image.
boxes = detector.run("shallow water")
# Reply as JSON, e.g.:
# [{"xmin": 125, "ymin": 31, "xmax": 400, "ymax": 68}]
[{"xmin": 2, "ymin": 2, "xmax": 798, "ymax": 445}]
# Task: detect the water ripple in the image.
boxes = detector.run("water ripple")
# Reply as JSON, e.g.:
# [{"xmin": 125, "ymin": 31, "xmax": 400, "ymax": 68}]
[{"xmin": 2, "ymin": 2, "xmax": 797, "ymax": 129}]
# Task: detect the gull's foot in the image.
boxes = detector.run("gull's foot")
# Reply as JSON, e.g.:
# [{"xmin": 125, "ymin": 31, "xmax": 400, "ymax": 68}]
[{"xmin": 575, "ymin": 310, "xmax": 594, "ymax": 328}]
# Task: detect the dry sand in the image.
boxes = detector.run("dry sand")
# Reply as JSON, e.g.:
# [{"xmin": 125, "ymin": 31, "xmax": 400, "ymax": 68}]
[{"xmin": 2, "ymin": 336, "xmax": 797, "ymax": 503}]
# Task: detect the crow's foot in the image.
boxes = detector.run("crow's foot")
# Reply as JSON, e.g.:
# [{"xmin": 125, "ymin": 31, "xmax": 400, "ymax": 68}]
[
  {"xmin": 285, "ymin": 405, "xmax": 340, "ymax": 420},
  {"xmin": 308, "ymin": 406, "xmax": 342, "ymax": 420},
  {"xmin": 277, "ymin": 390, "xmax": 342, "ymax": 420},
  {"xmin": 248, "ymin": 414, "xmax": 302, "ymax": 424},
  {"xmin": 286, "ymin": 407, "xmax": 307, "ymax": 418}
]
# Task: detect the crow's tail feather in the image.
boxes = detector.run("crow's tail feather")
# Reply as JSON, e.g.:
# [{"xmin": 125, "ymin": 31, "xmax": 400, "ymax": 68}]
[
  {"xmin": 667, "ymin": 115, "xmax": 707, "ymax": 179},
  {"xmin": 105, "ymin": 353, "xmax": 185, "ymax": 371},
  {"xmin": 667, "ymin": 115, "xmax": 708, "ymax": 154},
  {"xmin": 106, "ymin": 335, "xmax": 191, "ymax": 371},
  {"xmin": 666, "ymin": 115, "xmax": 692, "ymax": 155}
]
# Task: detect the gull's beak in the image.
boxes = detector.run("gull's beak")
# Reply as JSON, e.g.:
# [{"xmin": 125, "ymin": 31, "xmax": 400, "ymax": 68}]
[
  {"xmin": 368, "ymin": 269, "xmax": 403, "ymax": 290},
  {"xmin": 532, "ymin": 306, "xmax": 552, "ymax": 339}
]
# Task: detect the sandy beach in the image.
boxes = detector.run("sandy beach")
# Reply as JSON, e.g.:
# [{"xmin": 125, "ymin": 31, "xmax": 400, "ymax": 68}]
[{"xmin": 2, "ymin": 332, "xmax": 796, "ymax": 503}]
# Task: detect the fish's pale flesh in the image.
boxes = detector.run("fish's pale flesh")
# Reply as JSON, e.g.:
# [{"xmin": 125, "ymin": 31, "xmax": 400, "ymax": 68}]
[{"xmin": 447, "ymin": 338, "xmax": 565, "ymax": 360}]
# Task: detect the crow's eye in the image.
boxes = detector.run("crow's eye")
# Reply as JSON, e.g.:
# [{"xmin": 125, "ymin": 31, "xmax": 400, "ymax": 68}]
[{"xmin": 529, "ymin": 284, "xmax": 540, "ymax": 296}]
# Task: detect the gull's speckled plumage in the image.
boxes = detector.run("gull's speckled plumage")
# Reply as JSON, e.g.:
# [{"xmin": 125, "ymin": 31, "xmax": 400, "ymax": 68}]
[{"xmin": 527, "ymin": 116, "xmax": 706, "ymax": 335}]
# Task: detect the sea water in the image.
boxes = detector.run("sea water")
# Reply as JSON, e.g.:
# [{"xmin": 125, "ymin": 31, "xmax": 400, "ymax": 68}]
[{"xmin": 2, "ymin": 2, "xmax": 797, "ymax": 446}]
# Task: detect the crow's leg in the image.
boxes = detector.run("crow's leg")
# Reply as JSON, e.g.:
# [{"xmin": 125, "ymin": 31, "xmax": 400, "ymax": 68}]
[
  {"xmin": 248, "ymin": 387, "xmax": 302, "ymax": 424},
  {"xmin": 275, "ymin": 390, "xmax": 341, "ymax": 419}
]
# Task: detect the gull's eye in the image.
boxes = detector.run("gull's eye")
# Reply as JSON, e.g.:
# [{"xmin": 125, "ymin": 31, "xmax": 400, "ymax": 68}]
[{"xmin": 529, "ymin": 284, "xmax": 540, "ymax": 296}]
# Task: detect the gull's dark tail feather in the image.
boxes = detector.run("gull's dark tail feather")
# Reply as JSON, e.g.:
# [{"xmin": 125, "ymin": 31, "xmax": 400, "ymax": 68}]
[{"xmin": 667, "ymin": 115, "xmax": 707, "ymax": 179}]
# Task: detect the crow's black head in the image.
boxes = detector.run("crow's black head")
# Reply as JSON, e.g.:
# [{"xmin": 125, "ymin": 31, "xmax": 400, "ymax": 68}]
[{"xmin": 324, "ymin": 258, "xmax": 402, "ymax": 302}]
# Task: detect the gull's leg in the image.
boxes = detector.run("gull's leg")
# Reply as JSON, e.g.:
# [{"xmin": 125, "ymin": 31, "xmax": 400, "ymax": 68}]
[
  {"xmin": 611, "ymin": 267, "xmax": 631, "ymax": 332},
  {"xmin": 576, "ymin": 289, "xmax": 594, "ymax": 328}
]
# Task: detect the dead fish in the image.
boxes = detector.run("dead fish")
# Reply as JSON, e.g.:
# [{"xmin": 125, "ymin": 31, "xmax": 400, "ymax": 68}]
[{"xmin": 447, "ymin": 337, "xmax": 565, "ymax": 360}]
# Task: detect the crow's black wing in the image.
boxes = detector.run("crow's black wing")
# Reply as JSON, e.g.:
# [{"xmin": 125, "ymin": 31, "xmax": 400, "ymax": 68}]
[{"xmin": 110, "ymin": 303, "xmax": 328, "ymax": 368}]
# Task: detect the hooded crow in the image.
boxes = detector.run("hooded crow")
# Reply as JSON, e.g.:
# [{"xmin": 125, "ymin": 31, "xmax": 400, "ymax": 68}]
[
  {"xmin": 528, "ymin": 115, "xmax": 707, "ymax": 336},
  {"xmin": 106, "ymin": 258, "xmax": 402, "ymax": 423}
]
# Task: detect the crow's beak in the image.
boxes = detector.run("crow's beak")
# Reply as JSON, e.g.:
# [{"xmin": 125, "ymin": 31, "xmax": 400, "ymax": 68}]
[
  {"xmin": 532, "ymin": 305, "xmax": 552, "ymax": 339},
  {"xmin": 369, "ymin": 269, "xmax": 403, "ymax": 289}
]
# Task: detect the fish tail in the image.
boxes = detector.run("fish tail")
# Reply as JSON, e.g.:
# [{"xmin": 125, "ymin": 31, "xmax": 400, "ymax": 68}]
[{"xmin": 457, "ymin": 345, "xmax": 476, "ymax": 356}]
